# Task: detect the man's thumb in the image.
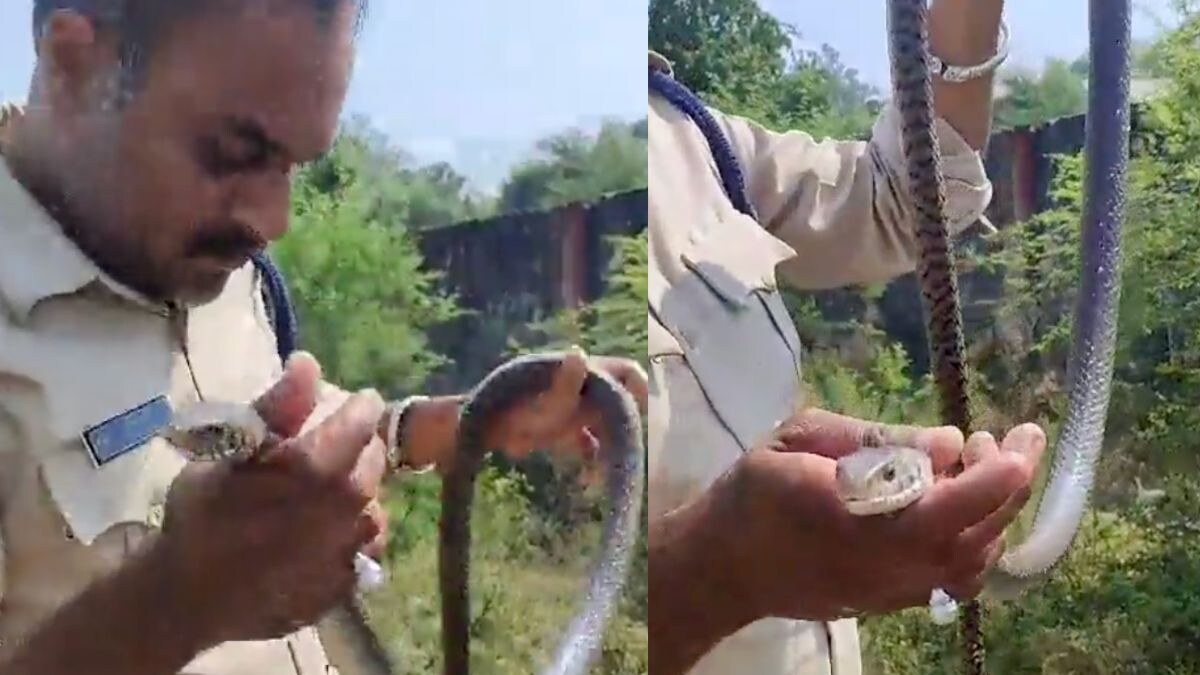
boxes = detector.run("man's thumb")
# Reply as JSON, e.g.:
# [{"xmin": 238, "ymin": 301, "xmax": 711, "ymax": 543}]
[{"xmin": 253, "ymin": 350, "xmax": 322, "ymax": 438}]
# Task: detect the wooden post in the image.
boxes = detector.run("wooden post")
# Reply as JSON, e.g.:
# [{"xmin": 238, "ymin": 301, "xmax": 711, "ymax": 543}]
[{"xmin": 559, "ymin": 201, "xmax": 588, "ymax": 310}]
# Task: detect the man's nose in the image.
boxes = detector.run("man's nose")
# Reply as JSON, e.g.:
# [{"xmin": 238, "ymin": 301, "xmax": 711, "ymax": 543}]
[{"xmin": 230, "ymin": 171, "xmax": 292, "ymax": 242}]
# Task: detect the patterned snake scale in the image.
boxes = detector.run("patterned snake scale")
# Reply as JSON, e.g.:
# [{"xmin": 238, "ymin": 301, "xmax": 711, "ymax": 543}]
[
  {"xmin": 439, "ymin": 354, "xmax": 645, "ymax": 675},
  {"xmin": 880, "ymin": 1, "xmax": 1131, "ymax": 673}
]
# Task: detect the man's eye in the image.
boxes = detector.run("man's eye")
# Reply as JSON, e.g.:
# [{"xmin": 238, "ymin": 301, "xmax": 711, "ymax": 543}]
[{"xmin": 198, "ymin": 137, "xmax": 266, "ymax": 175}]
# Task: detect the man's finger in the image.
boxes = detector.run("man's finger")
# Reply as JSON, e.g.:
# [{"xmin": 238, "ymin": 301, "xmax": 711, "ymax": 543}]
[
  {"xmin": 589, "ymin": 356, "xmax": 649, "ymax": 413},
  {"xmin": 963, "ymin": 431, "xmax": 998, "ymax": 469},
  {"xmin": 1000, "ymin": 423, "xmax": 1048, "ymax": 467},
  {"xmin": 253, "ymin": 351, "xmax": 322, "ymax": 437},
  {"xmin": 943, "ymin": 538, "xmax": 1004, "ymax": 600},
  {"xmin": 773, "ymin": 408, "xmax": 962, "ymax": 468},
  {"xmin": 534, "ymin": 349, "xmax": 589, "ymax": 434},
  {"xmin": 543, "ymin": 420, "xmax": 601, "ymax": 462},
  {"xmin": 298, "ymin": 389, "xmax": 386, "ymax": 481},
  {"xmin": 956, "ymin": 474, "xmax": 1032, "ymax": 554},
  {"xmin": 772, "ymin": 408, "xmax": 883, "ymax": 458},
  {"xmin": 349, "ymin": 436, "xmax": 387, "ymax": 503},
  {"xmin": 900, "ymin": 452, "xmax": 1032, "ymax": 541},
  {"xmin": 910, "ymin": 425, "xmax": 966, "ymax": 474},
  {"xmin": 360, "ymin": 499, "xmax": 388, "ymax": 560}
]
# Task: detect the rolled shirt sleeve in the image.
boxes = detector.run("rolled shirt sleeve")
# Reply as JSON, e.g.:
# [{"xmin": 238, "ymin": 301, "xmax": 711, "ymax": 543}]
[{"xmin": 712, "ymin": 100, "xmax": 993, "ymax": 291}]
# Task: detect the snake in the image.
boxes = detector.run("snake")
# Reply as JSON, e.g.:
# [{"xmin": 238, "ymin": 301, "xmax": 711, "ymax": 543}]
[
  {"xmin": 831, "ymin": 1, "xmax": 1131, "ymax": 673},
  {"xmin": 439, "ymin": 353, "xmax": 645, "ymax": 675},
  {"xmin": 162, "ymin": 352, "xmax": 645, "ymax": 675}
]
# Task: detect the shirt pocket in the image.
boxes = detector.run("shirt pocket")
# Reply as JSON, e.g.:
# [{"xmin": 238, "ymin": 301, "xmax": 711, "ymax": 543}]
[
  {"xmin": 24, "ymin": 359, "xmax": 183, "ymax": 550},
  {"xmin": 285, "ymin": 626, "xmax": 340, "ymax": 675},
  {"xmin": 651, "ymin": 209, "xmax": 805, "ymax": 452},
  {"xmin": 36, "ymin": 398, "xmax": 185, "ymax": 551}
]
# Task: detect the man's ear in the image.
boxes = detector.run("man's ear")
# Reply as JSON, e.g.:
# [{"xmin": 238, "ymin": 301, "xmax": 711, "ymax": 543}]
[{"xmin": 35, "ymin": 10, "xmax": 122, "ymax": 114}]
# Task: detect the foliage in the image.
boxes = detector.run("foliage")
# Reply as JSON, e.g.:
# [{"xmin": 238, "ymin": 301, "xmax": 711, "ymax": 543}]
[
  {"xmin": 273, "ymin": 142, "xmax": 463, "ymax": 396},
  {"xmin": 364, "ymin": 468, "xmax": 648, "ymax": 674},
  {"xmin": 305, "ymin": 116, "xmax": 496, "ymax": 230},
  {"xmin": 801, "ymin": 331, "xmax": 940, "ymax": 428},
  {"xmin": 862, "ymin": 475, "xmax": 1200, "ymax": 675},
  {"xmin": 498, "ymin": 120, "xmax": 648, "ymax": 214},
  {"xmin": 648, "ymin": 0, "xmax": 880, "ymax": 139},
  {"xmin": 993, "ymin": 58, "xmax": 1087, "ymax": 130},
  {"xmin": 517, "ymin": 233, "xmax": 649, "ymax": 369}
]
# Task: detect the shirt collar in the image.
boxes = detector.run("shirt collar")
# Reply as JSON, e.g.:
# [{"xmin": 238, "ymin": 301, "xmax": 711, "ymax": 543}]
[
  {"xmin": 0, "ymin": 104, "xmax": 167, "ymax": 321},
  {"xmin": 649, "ymin": 50, "xmax": 674, "ymax": 77}
]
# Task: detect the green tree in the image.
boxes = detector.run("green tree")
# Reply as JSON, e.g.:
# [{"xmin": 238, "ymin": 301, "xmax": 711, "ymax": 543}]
[
  {"xmin": 271, "ymin": 142, "xmax": 463, "ymax": 395},
  {"xmin": 993, "ymin": 58, "xmax": 1088, "ymax": 129},
  {"xmin": 517, "ymin": 233, "xmax": 648, "ymax": 367},
  {"xmin": 648, "ymin": 0, "xmax": 791, "ymax": 109},
  {"xmin": 648, "ymin": 0, "xmax": 879, "ymax": 138},
  {"xmin": 305, "ymin": 116, "xmax": 495, "ymax": 230},
  {"xmin": 498, "ymin": 120, "xmax": 648, "ymax": 213}
]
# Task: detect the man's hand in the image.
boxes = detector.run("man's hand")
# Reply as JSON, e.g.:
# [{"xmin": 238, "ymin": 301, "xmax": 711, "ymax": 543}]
[
  {"xmin": 649, "ymin": 407, "xmax": 1045, "ymax": 675},
  {"xmin": 730, "ymin": 408, "xmax": 1044, "ymax": 618},
  {"xmin": 399, "ymin": 348, "xmax": 648, "ymax": 475},
  {"xmin": 483, "ymin": 348, "xmax": 648, "ymax": 464},
  {"xmin": 0, "ymin": 353, "xmax": 390, "ymax": 675},
  {"xmin": 928, "ymin": 0, "xmax": 1006, "ymax": 148},
  {"xmin": 159, "ymin": 352, "xmax": 388, "ymax": 646}
]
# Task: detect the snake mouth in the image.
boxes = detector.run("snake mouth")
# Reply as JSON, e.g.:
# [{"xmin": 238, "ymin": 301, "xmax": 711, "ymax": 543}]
[{"xmin": 842, "ymin": 485, "xmax": 925, "ymax": 516}]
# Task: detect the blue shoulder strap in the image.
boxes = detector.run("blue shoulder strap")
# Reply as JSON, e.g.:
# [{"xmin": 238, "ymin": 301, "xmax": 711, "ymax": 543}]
[
  {"xmin": 250, "ymin": 251, "xmax": 298, "ymax": 362},
  {"xmin": 648, "ymin": 67, "xmax": 758, "ymax": 221}
]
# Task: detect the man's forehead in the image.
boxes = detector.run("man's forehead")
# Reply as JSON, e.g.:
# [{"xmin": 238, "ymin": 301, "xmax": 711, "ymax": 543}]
[{"xmin": 142, "ymin": 4, "xmax": 353, "ymax": 158}]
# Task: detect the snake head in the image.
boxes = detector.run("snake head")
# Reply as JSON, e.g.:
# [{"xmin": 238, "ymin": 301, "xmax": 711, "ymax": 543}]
[
  {"xmin": 160, "ymin": 401, "xmax": 269, "ymax": 461},
  {"xmin": 835, "ymin": 445, "xmax": 934, "ymax": 516}
]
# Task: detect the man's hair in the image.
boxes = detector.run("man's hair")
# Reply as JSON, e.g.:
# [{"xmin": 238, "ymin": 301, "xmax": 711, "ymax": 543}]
[{"xmin": 31, "ymin": 0, "xmax": 368, "ymax": 95}]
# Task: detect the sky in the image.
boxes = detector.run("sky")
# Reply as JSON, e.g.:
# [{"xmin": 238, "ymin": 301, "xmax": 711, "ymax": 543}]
[
  {"xmin": 768, "ymin": 0, "xmax": 1181, "ymax": 92},
  {"xmin": 0, "ymin": 1, "xmax": 1182, "ymax": 191}
]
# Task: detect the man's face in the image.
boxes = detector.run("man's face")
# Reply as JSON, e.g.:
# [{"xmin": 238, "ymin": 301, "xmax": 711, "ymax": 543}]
[{"xmin": 43, "ymin": 4, "xmax": 355, "ymax": 304}]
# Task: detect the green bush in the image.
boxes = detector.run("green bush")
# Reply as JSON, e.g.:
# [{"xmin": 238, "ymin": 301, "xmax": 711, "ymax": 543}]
[
  {"xmin": 861, "ymin": 475, "xmax": 1200, "ymax": 674},
  {"xmin": 363, "ymin": 467, "xmax": 648, "ymax": 675}
]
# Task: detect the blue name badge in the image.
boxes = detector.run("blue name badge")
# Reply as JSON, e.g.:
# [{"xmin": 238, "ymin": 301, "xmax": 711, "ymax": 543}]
[{"xmin": 81, "ymin": 395, "xmax": 173, "ymax": 467}]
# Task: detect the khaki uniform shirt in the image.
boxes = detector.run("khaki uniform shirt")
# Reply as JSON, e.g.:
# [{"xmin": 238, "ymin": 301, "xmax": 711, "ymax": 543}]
[
  {"xmin": 647, "ymin": 51, "xmax": 993, "ymax": 675},
  {"xmin": 0, "ymin": 132, "xmax": 345, "ymax": 672}
]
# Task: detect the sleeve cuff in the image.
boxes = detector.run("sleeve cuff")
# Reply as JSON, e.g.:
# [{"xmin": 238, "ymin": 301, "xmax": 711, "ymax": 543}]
[{"xmin": 870, "ymin": 101, "xmax": 995, "ymax": 235}]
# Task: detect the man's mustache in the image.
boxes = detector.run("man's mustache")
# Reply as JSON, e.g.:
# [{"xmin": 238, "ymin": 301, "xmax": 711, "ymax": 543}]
[{"xmin": 186, "ymin": 222, "xmax": 266, "ymax": 258}]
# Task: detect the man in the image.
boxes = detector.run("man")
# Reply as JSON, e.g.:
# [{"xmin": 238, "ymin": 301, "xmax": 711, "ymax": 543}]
[
  {"xmin": 0, "ymin": 2, "xmax": 647, "ymax": 674},
  {"xmin": 647, "ymin": 2, "xmax": 1049, "ymax": 674}
]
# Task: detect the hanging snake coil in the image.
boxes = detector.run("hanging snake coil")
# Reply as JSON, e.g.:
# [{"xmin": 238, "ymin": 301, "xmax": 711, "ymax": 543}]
[
  {"xmin": 439, "ymin": 354, "xmax": 645, "ymax": 675},
  {"xmin": 833, "ymin": 1, "xmax": 1130, "ymax": 673}
]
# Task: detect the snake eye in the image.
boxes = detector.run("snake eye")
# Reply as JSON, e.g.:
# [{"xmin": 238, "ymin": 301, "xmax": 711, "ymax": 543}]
[{"xmin": 882, "ymin": 466, "xmax": 896, "ymax": 482}]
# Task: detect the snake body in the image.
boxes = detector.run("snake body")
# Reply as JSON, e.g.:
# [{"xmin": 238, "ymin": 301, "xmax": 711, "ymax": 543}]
[
  {"xmin": 832, "ymin": 1, "xmax": 1131, "ymax": 673},
  {"xmin": 440, "ymin": 353, "xmax": 645, "ymax": 675}
]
